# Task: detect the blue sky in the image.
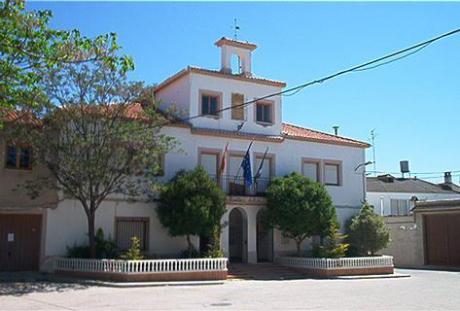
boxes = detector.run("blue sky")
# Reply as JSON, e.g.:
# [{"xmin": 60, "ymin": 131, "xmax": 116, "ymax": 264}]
[{"xmin": 30, "ymin": 2, "xmax": 460, "ymax": 183}]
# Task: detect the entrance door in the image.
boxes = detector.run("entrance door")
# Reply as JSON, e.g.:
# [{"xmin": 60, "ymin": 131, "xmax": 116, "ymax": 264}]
[
  {"xmin": 257, "ymin": 211, "xmax": 273, "ymax": 262},
  {"xmin": 0, "ymin": 214, "xmax": 42, "ymax": 271},
  {"xmin": 424, "ymin": 213, "xmax": 460, "ymax": 267},
  {"xmin": 229, "ymin": 208, "xmax": 247, "ymax": 262}
]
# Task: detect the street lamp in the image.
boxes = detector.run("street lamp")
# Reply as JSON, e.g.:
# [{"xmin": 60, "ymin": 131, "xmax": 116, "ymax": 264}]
[{"xmin": 354, "ymin": 161, "xmax": 373, "ymax": 203}]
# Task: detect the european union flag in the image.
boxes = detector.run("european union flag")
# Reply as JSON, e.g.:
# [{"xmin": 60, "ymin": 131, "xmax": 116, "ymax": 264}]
[{"xmin": 241, "ymin": 143, "xmax": 253, "ymax": 187}]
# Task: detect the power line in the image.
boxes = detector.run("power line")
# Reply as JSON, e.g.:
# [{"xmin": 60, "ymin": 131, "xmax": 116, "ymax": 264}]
[{"xmin": 171, "ymin": 27, "xmax": 460, "ymax": 125}]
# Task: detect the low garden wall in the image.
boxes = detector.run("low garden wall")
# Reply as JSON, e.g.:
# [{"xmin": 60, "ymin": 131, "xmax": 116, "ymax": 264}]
[
  {"xmin": 275, "ymin": 255, "xmax": 394, "ymax": 277},
  {"xmin": 53, "ymin": 257, "xmax": 228, "ymax": 282}
]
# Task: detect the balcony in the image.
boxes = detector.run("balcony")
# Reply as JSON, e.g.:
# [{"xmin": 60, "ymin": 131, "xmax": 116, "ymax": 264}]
[{"xmin": 209, "ymin": 175, "xmax": 271, "ymax": 196}]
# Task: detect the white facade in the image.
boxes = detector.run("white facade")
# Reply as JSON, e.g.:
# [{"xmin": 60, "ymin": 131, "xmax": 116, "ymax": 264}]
[
  {"xmin": 368, "ymin": 191, "xmax": 460, "ymax": 216},
  {"xmin": 1, "ymin": 38, "xmax": 370, "ymax": 270}
]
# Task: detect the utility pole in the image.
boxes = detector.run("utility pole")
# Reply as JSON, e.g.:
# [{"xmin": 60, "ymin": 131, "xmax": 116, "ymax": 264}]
[{"xmin": 370, "ymin": 129, "xmax": 377, "ymax": 175}]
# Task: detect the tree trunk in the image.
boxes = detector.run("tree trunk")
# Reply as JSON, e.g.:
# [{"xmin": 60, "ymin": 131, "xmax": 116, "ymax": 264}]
[
  {"xmin": 87, "ymin": 212, "xmax": 97, "ymax": 258},
  {"xmin": 186, "ymin": 235, "xmax": 193, "ymax": 258},
  {"xmin": 296, "ymin": 240, "xmax": 302, "ymax": 257}
]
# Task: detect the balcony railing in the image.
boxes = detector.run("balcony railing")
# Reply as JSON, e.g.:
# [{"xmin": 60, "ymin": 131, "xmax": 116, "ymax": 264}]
[{"xmin": 209, "ymin": 174, "xmax": 271, "ymax": 196}]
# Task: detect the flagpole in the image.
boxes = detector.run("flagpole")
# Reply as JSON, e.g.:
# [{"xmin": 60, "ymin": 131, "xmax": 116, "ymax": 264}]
[{"xmin": 235, "ymin": 140, "xmax": 254, "ymax": 183}]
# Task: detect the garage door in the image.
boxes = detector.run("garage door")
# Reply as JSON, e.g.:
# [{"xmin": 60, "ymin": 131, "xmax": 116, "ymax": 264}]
[
  {"xmin": 424, "ymin": 213, "xmax": 460, "ymax": 267},
  {"xmin": 0, "ymin": 214, "xmax": 42, "ymax": 271}
]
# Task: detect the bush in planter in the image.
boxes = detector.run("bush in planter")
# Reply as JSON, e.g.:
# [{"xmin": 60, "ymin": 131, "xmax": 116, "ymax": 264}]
[
  {"xmin": 120, "ymin": 236, "xmax": 144, "ymax": 260},
  {"xmin": 347, "ymin": 203, "xmax": 390, "ymax": 256},
  {"xmin": 66, "ymin": 228, "xmax": 119, "ymax": 259},
  {"xmin": 264, "ymin": 172, "xmax": 338, "ymax": 256},
  {"xmin": 157, "ymin": 167, "xmax": 226, "ymax": 258},
  {"xmin": 311, "ymin": 224, "xmax": 349, "ymax": 258}
]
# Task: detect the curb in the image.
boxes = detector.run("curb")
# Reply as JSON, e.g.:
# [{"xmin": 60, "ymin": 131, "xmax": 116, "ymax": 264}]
[{"xmin": 330, "ymin": 273, "xmax": 411, "ymax": 280}]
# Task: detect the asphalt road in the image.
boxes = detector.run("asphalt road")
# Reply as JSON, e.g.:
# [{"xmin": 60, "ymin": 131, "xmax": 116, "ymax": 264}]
[{"xmin": 1, "ymin": 269, "xmax": 459, "ymax": 310}]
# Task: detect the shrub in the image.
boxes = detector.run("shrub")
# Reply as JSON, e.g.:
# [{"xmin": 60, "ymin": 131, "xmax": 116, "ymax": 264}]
[
  {"xmin": 66, "ymin": 228, "xmax": 118, "ymax": 259},
  {"xmin": 347, "ymin": 203, "xmax": 390, "ymax": 256},
  {"xmin": 120, "ymin": 236, "xmax": 144, "ymax": 260},
  {"xmin": 264, "ymin": 172, "xmax": 337, "ymax": 256},
  {"xmin": 157, "ymin": 167, "xmax": 226, "ymax": 258},
  {"xmin": 311, "ymin": 224, "xmax": 349, "ymax": 258}
]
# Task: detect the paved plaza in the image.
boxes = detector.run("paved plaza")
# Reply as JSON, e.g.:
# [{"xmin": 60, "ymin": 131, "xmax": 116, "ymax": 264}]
[{"xmin": 1, "ymin": 269, "xmax": 459, "ymax": 310}]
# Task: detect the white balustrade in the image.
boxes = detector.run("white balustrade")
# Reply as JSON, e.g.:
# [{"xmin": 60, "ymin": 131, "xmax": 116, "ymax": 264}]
[
  {"xmin": 275, "ymin": 255, "xmax": 393, "ymax": 270},
  {"xmin": 54, "ymin": 257, "xmax": 228, "ymax": 274}
]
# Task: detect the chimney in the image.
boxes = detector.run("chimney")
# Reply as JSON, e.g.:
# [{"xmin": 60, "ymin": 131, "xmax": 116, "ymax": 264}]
[
  {"xmin": 444, "ymin": 171, "xmax": 452, "ymax": 184},
  {"xmin": 332, "ymin": 126, "xmax": 339, "ymax": 136},
  {"xmin": 215, "ymin": 37, "xmax": 257, "ymax": 76}
]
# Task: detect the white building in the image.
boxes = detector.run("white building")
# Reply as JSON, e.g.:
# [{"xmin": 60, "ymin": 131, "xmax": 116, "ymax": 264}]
[
  {"xmin": 0, "ymin": 38, "xmax": 370, "ymax": 271},
  {"xmin": 367, "ymin": 173, "xmax": 460, "ymax": 216}
]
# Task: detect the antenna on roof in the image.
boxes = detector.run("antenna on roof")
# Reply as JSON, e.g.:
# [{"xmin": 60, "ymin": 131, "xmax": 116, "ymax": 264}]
[{"xmin": 233, "ymin": 18, "xmax": 240, "ymax": 40}]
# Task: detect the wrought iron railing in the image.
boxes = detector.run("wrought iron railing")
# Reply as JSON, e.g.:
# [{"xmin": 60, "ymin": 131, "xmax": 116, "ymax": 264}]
[{"xmin": 209, "ymin": 174, "xmax": 272, "ymax": 196}]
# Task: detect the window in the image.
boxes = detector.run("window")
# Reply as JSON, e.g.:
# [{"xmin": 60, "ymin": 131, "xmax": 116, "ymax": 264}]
[
  {"xmin": 116, "ymin": 218, "xmax": 149, "ymax": 251},
  {"xmin": 201, "ymin": 94, "xmax": 220, "ymax": 117},
  {"xmin": 199, "ymin": 150, "xmax": 219, "ymax": 182},
  {"xmin": 254, "ymin": 155, "xmax": 273, "ymax": 194},
  {"xmin": 231, "ymin": 93, "xmax": 245, "ymax": 120},
  {"xmin": 5, "ymin": 145, "xmax": 32, "ymax": 169},
  {"xmin": 390, "ymin": 199, "xmax": 410, "ymax": 216},
  {"xmin": 256, "ymin": 102, "xmax": 273, "ymax": 124},
  {"xmin": 324, "ymin": 163, "xmax": 340, "ymax": 186},
  {"xmin": 302, "ymin": 161, "xmax": 320, "ymax": 182}
]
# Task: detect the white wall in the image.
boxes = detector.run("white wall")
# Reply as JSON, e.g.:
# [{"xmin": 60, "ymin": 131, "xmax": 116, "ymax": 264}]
[
  {"xmin": 44, "ymin": 199, "xmax": 195, "ymax": 259},
  {"xmin": 158, "ymin": 72, "xmax": 284, "ymax": 136},
  {"xmin": 161, "ymin": 126, "xmax": 366, "ymax": 208},
  {"xmin": 155, "ymin": 74, "xmax": 191, "ymax": 117},
  {"xmin": 367, "ymin": 191, "xmax": 460, "ymax": 216}
]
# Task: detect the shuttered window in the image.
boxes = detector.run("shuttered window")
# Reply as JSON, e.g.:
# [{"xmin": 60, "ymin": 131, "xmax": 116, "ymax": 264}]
[
  {"xmin": 115, "ymin": 218, "xmax": 149, "ymax": 251},
  {"xmin": 302, "ymin": 161, "xmax": 320, "ymax": 182},
  {"xmin": 231, "ymin": 93, "xmax": 245, "ymax": 120}
]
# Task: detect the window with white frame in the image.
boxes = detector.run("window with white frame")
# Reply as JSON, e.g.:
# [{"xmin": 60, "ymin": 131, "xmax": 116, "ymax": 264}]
[
  {"xmin": 255, "ymin": 101, "xmax": 273, "ymax": 124},
  {"xmin": 390, "ymin": 199, "xmax": 410, "ymax": 216},
  {"xmin": 324, "ymin": 163, "xmax": 341, "ymax": 186}
]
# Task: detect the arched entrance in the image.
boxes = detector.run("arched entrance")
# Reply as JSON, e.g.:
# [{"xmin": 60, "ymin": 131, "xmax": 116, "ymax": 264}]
[
  {"xmin": 228, "ymin": 208, "xmax": 247, "ymax": 263},
  {"xmin": 257, "ymin": 210, "xmax": 273, "ymax": 262}
]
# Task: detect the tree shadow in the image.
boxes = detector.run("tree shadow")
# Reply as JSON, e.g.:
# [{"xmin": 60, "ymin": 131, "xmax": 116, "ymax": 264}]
[{"xmin": 0, "ymin": 273, "xmax": 90, "ymax": 296}]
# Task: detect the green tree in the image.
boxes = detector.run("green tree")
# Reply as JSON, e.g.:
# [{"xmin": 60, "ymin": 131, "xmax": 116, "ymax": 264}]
[
  {"xmin": 347, "ymin": 203, "xmax": 390, "ymax": 256},
  {"xmin": 157, "ymin": 167, "xmax": 226, "ymax": 258},
  {"xmin": 10, "ymin": 45, "xmax": 174, "ymax": 258},
  {"xmin": 264, "ymin": 172, "xmax": 337, "ymax": 256},
  {"xmin": 0, "ymin": 0, "xmax": 132, "ymax": 117}
]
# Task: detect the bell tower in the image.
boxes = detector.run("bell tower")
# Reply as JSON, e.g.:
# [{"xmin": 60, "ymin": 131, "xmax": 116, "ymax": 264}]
[{"xmin": 215, "ymin": 37, "xmax": 257, "ymax": 77}]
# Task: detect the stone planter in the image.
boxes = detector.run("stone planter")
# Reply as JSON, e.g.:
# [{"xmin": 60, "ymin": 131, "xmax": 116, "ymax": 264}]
[
  {"xmin": 275, "ymin": 255, "xmax": 394, "ymax": 277},
  {"xmin": 53, "ymin": 257, "xmax": 228, "ymax": 282}
]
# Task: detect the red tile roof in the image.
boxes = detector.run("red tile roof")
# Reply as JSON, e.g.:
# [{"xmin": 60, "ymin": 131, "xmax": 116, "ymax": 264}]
[{"xmin": 282, "ymin": 123, "xmax": 370, "ymax": 148}]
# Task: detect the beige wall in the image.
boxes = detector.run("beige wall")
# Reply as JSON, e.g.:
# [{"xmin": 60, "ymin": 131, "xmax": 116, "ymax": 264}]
[
  {"xmin": 381, "ymin": 214, "xmax": 425, "ymax": 268},
  {"xmin": 0, "ymin": 137, "xmax": 58, "ymax": 210}
]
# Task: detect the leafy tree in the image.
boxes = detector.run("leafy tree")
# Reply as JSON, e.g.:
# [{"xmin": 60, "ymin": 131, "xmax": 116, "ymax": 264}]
[
  {"xmin": 0, "ymin": 0, "xmax": 133, "ymax": 118},
  {"xmin": 9, "ymin": 44, "xmax": 174, "ymax": 258},
  {"xmin": 264, "ymin": 172, "xmax": 337, "ymax": 256},
  {"xmin": 347, "ymin": 203, "xmax": 390, "ymax": 256},
  {"xmin": 157, "ymin": 167, "xmax": 226, "ymax": 258}
]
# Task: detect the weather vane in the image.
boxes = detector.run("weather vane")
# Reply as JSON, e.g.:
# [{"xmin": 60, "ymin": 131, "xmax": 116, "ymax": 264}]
[{"xmin": 233, "ymin": 18, "xmax": 240, "ymax": 40}]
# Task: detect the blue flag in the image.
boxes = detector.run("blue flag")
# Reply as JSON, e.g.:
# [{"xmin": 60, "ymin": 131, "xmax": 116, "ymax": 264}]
[{"xmin": 241, "ymin": 142, "xmax": 253, "ymax": 187}]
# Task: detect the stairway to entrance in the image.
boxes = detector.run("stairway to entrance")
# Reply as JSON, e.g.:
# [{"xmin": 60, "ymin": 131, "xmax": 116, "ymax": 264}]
[{"xmin": 228, "ymin": 263, "xmax": 310, "ymax": 281}]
